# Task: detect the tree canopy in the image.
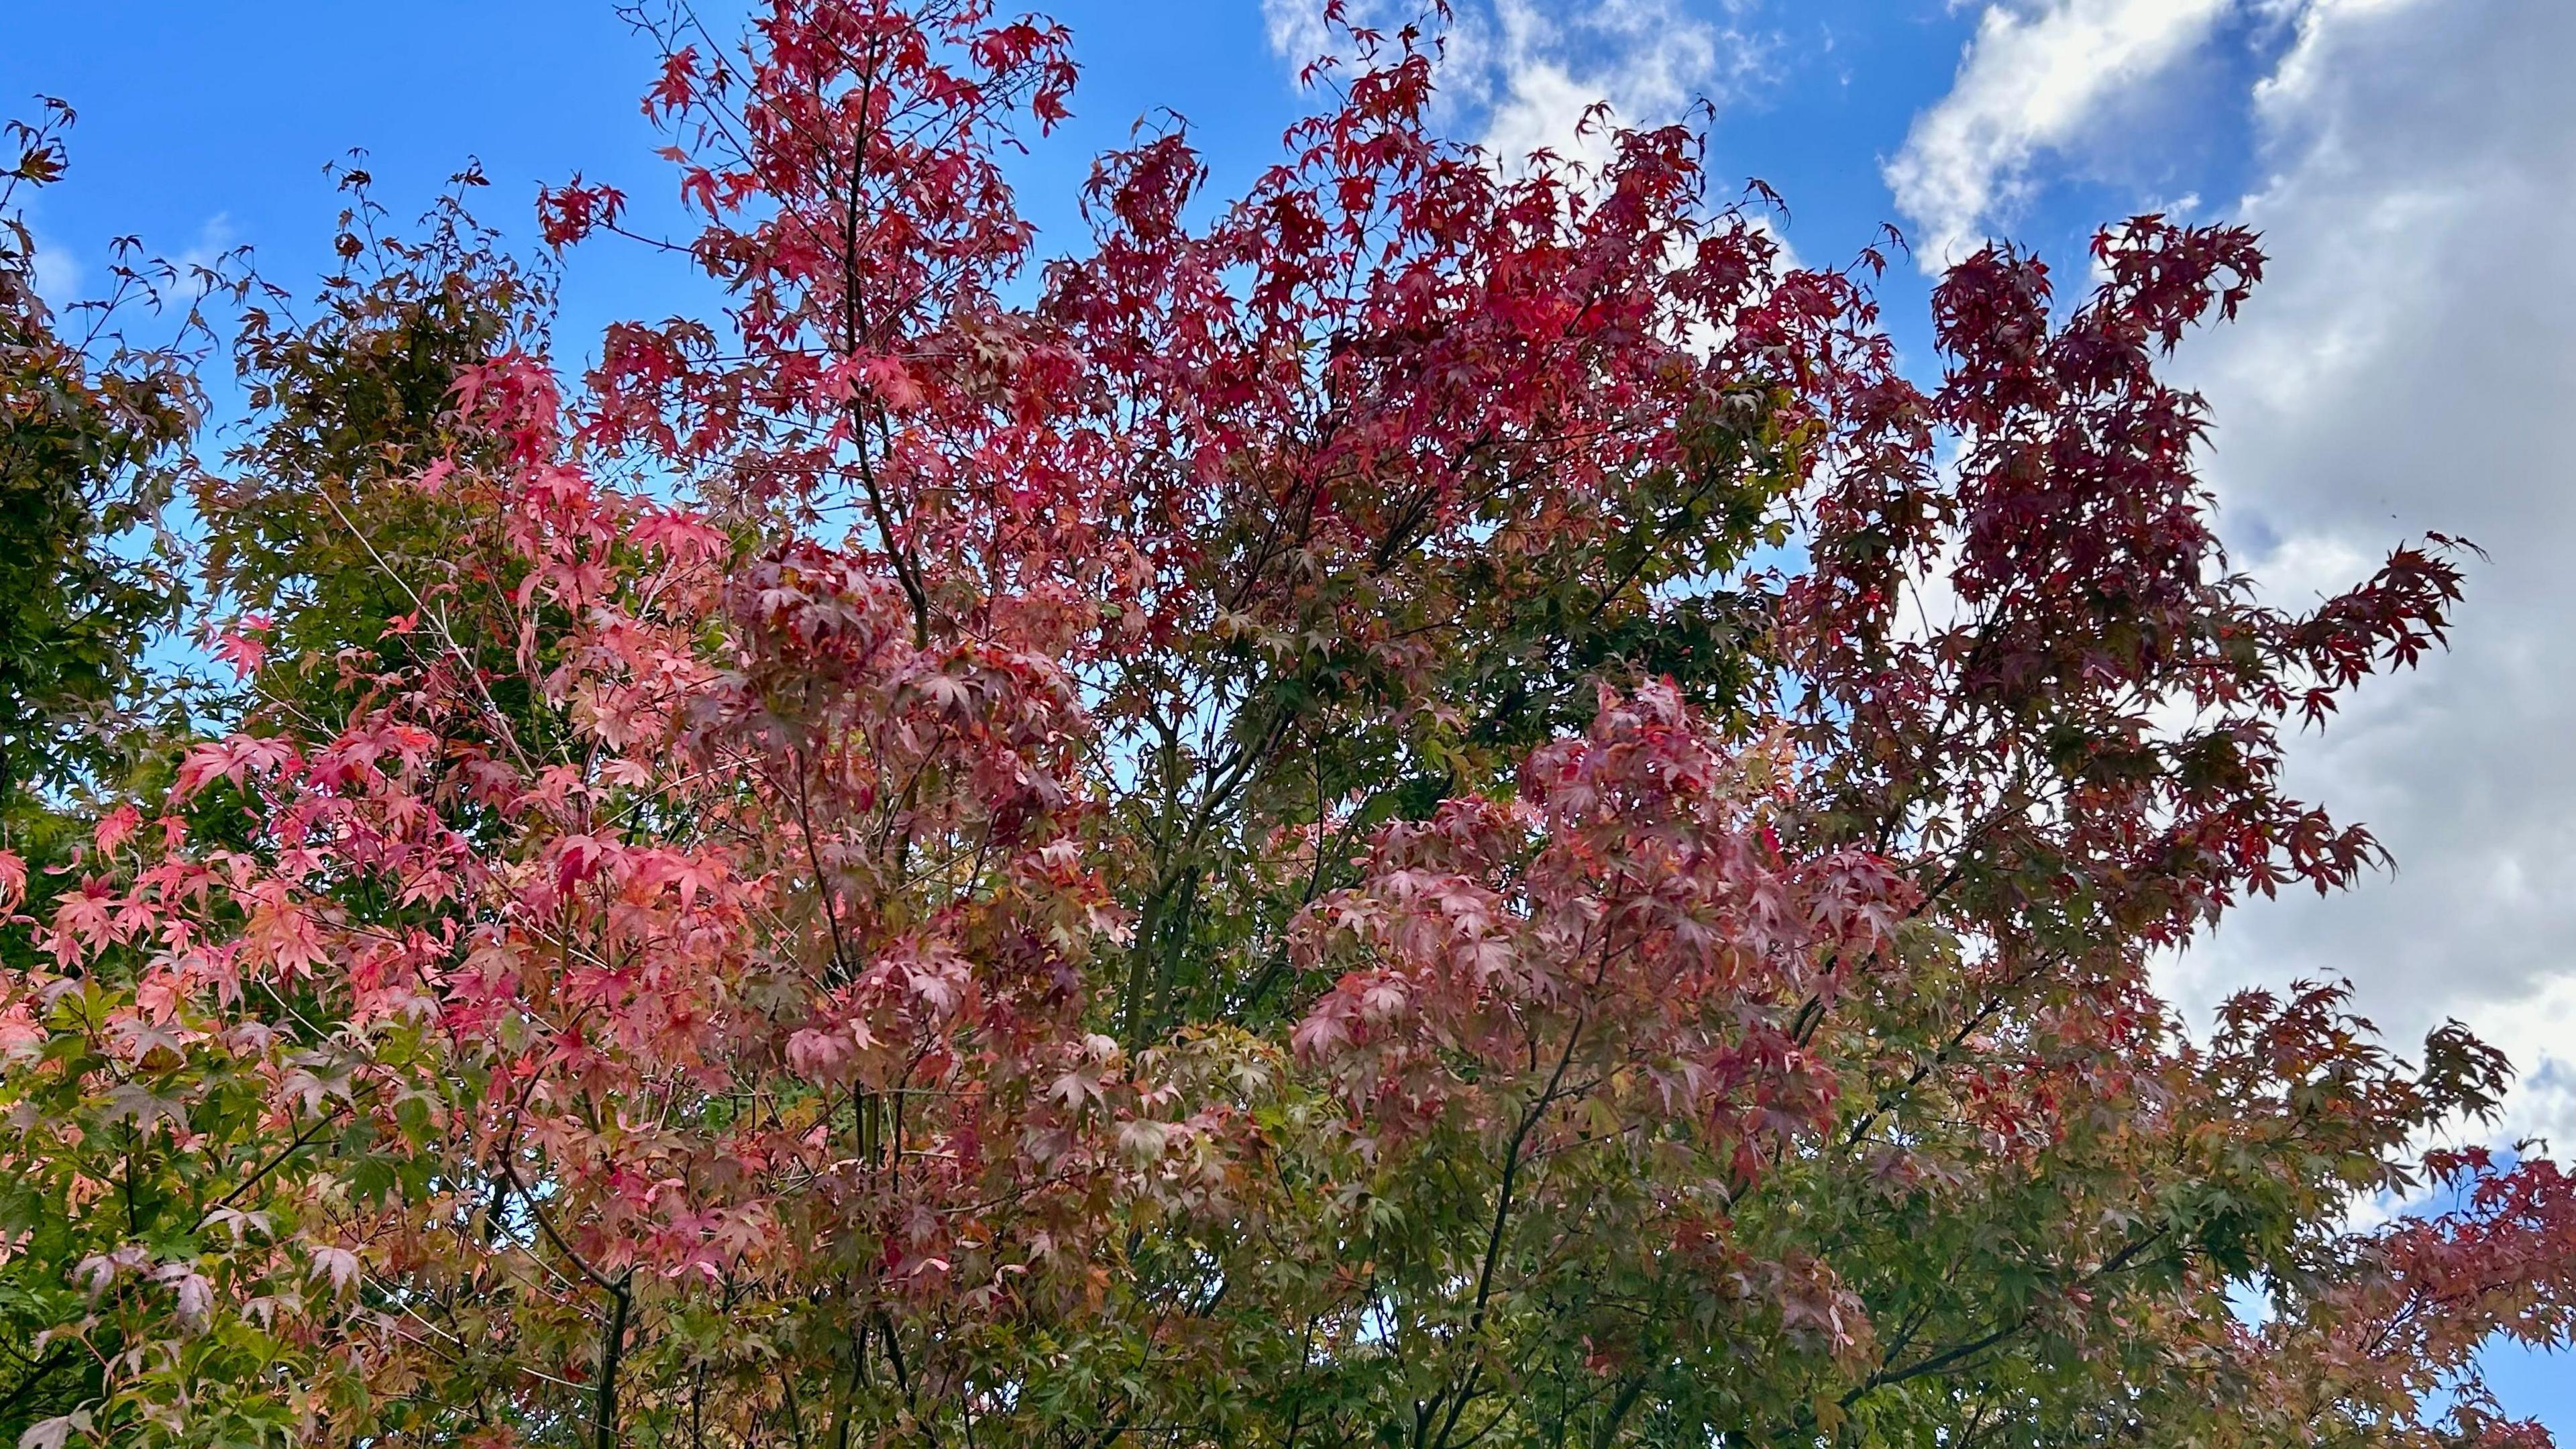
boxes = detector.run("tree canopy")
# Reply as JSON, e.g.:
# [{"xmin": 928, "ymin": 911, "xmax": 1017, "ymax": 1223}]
[
  {"xmin": 1, "ymin": 5, "xmax": 2569, "ymax": 1448},
  {"xmin": 0, "ymin": 103, "xmax": 199, "ymax": 837}
]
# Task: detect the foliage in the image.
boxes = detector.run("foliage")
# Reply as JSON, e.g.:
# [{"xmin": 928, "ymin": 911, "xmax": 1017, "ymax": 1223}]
[
  {"xmin": 0, "ymin": 103, "xmax": 202, "ymax": 829},
  {"xmin": 197, "ymin": 158, "xmax": 558, "ymax": 737},
  {"xmin": 2, "ymin": 5, "xmax": 2571, "ymax": 1448},
  {"xmin": 0, "ymin": 99, "xmax": 227, "ymax": 1440}
]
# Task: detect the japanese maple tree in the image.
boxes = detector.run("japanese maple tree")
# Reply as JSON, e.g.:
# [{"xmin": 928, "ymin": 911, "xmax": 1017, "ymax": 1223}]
[{"xmin": 3, "ymin": 4, "xmax": 2571, "ymax": 1448}]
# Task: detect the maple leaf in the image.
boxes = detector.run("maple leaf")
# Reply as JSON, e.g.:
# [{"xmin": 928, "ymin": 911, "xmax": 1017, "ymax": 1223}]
[
  {"xmin": 153, "ymin": 1262, "xmax": 214, "ymax": 1327},
  {"xmin": 308, "ymin": 1246, "xmax": 362, "ymax": 1295}
]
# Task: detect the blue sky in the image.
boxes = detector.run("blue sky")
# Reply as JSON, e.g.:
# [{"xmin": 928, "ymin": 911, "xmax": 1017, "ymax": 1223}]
[
  {"xmin": 4, "ymin": 1, "xmax": 2004, "ymax": 375},
  {"xmin": 9, "ymin": 0, "xmax": 2571, "ymax": 1430}
]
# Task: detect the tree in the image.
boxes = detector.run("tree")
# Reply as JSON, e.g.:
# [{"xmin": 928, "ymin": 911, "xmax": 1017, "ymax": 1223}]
[
  {"xmin": 0, "ymin": 102, "xmax": 203, "ymax": 836},
  {"xmin": 0, "ymin": 100, "xmax": 227, "ymax": 1440},
  {"xmin": 197, "ymin": 157, "xmax": 557, "ymax": 739},
  {"xmin": 3, "ymin": 4, "xmax": 2571, "ymax": 1448}
]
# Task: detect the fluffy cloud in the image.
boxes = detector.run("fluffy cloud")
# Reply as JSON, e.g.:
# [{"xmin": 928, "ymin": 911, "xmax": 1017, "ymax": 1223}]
[
  {"xmin": 1884, "ymin": 0, "xmax": 2238, "ymax": 268},
  {"xmin": 1896, "ymin": 0, "xmax": 2576, "ymax": 1149},
  {"xmin": 1455, "ymin": 0, "xmax": 1765, "ymax": 168},
  {"xmin": 1258, "ymin": 0, "xmax": 1767, "ymax": 168},
  {"xmin": 15, "ymin": 203, "xmax": 87, "ymax": 307},
  {"xmin": 2161, "ymin": 0, "xmax": 2576, "ymax": 1148}
]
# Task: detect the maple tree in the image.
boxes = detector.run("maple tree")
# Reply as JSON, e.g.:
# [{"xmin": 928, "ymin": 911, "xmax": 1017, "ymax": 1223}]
[
  {"xmin": 4, "ymin": 4, "xmax": 2573, "ymax": 1448},
  {"xmin": 0, "ymin": 103, "xmax": 205, "ymax": 849}
]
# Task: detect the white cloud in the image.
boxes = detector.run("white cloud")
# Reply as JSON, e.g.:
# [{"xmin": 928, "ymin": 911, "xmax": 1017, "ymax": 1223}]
[
  {"xmin": 2147, "ymin": 0, "xmax": 2576, "ymax": 1149},
  {"xmin": 174, "ymin": 211, "xmax": 235, "ymax": 277},
  {"xmin": 1460, "ymin": 0, "xmax": 1762, "ymax": 170},
  {"xmin": 1258, "ymin": 0, "xmax": 1768, "ymax": 170},
  {"xmin": 1884, "ymin": 0, "xmax": 2237, "ymax": 269},
  {"xmin": 14, "ymin": 212, "xmax": 228, "ymax": 312},
  {"xmin": 1257, "ymin": 0, "xmax": 1332, "ymax": 74},
  {"xmin": 14, "ymin": 201, "xmax": 86, "ymax": 307},
  {"xmin": 1892, "ymin": 0, "xmax": 2576, "ymax": 1149},
  {"xmin": 29, "ymin": 234, "xmax": 84, "ymax": 307}
]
